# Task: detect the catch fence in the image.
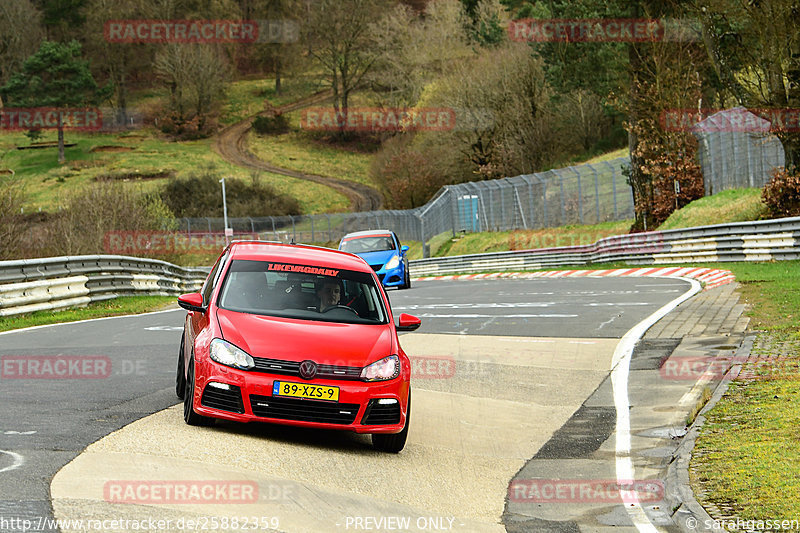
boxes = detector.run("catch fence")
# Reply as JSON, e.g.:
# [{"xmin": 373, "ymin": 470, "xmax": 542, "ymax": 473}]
[{"xmin": 179, "ymin": 156, "xmax": 634, "ymax": 254}]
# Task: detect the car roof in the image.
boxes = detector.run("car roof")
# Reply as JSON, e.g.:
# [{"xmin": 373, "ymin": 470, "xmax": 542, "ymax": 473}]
[
  {"xmin": 227, "ymin": 241, "xmax": 371, "ymax": 272},
  {"xmin": 340, "ymin": 230, "xmax": 396, "ymax": 240}
]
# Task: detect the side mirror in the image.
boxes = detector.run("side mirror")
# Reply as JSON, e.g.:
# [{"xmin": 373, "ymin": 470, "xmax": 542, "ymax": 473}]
[
  {"xmin": 396, "ymin": 313, "xmax": 421, "ymax": 332},
  {"xmin": 400, "ymin": 245, "xmax": 409, "ymax": 254},
  {"xmin": 178, "ymin": 292, "xmax": 206, "ymax": 313}
]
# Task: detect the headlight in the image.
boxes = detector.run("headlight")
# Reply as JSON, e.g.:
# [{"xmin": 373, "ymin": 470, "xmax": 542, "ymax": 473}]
[
  {"xmin": 360, "ymin": 355, "xmax": 400, "ymax": 381},
  {"xmin": 210, "ymin": 338, "xmax": 255, "ymax": 370},
  {"xmin": 385, "ymin": 255, "xmax": 401, "ymax": 270}
]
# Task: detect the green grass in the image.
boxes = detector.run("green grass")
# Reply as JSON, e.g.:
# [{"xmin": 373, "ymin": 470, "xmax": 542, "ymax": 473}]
[
  {"xmin": 659, "ymin": 188, "xmax": 768, "ymax": 230},
  {"xmin": 1, "ymin": 129, "xmax": 348, "ymax": 214},
  {"xmin": 724, "ymin": 261, "xmax": 800, "ymax": 338},
  {"xmin": 0, "ymin": 295, "xmax": 177, "ymax": 332},
  {"xmin": 245, "ymin": 129, "xmax": 375, "ymax": 186},
  {"xmin": 220, "ymin": 77, "xmax": 322, "ymax": 125},
  {"xmin": 690, "ymin": 265, "xmax": 800, "ymax": 520},
  {"xmin": 435, "ymin": 220, "xmax": 633, "ymax": 257},
  {"xmin": 581, "ymin": 147, "xmax": 629, "ymax": 164}
]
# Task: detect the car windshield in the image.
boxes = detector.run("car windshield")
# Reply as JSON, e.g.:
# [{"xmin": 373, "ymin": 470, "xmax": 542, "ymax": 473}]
[
  {"xmin": 217, "ymin": 259, "xmax": 388, "ymax": 325},
  {"xmin": 340, "ymin": 236, "xmax": 395, "ymax": 254}
]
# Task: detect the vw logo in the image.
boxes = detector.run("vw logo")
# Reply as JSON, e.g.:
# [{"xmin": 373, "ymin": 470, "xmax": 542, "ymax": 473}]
[{"xmin": 299, "ymin": 360, "xmax": 318, "ymax": 380}]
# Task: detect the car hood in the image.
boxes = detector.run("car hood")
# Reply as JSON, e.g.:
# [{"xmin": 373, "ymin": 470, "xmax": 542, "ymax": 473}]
[
  {"xmin": 215, "ymin": 308, "xmax": 396, "ymax": 367},
  {"xmin": 356, "ymin": 250, "xmax": 396, "ymax": 266}
]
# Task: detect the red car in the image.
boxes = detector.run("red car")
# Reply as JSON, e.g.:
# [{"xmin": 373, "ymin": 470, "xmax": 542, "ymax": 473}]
[{"xmin": 176, "ymin": 241, "xmax": 421, "ymax": 452}]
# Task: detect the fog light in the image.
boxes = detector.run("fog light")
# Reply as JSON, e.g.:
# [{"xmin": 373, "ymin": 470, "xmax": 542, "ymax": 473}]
[{"xmin": 208, "ymin": 382, "xmax": 232, "ymax": 390}]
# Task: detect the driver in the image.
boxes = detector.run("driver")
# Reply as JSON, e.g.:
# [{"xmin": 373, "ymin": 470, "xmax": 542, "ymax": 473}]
[{"xmin": 316, "ymin": 278, "xmax": 341, "ymax": 312}]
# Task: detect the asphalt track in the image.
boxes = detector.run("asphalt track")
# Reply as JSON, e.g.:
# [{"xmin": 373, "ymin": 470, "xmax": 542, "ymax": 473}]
[{"xmin": 0, "ymin": 277, "xmax": 695, "ymax": 532}]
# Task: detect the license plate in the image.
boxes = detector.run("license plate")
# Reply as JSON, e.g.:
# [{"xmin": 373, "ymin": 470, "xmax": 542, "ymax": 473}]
[{"xmin": 272, "ymin": 381, "xmax": 339, "ymax": 401}]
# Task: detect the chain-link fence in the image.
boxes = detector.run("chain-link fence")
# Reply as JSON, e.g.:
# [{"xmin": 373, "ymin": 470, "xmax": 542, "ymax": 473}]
[
  {"xmin": 178, "ymin": 156, "xmax": 633, "ymax": 253},
  {"xmin": 693, "ymin": 107, "xmax": 785, "ymax": 195}
]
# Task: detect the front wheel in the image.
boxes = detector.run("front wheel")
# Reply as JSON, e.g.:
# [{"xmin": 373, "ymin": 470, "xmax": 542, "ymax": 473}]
[
  {"xmin": 183, "ymin": 359, "xmax": 214, "ymax": 426},
  {"xmin": 176, "ymin": 335, "xmax": 186, "ymax": 400},
  {"xmin": 400, "ymin": 261, "xmax": 411, "ymax": 290},
  {"xmin": 372, "ymin": 392, "xmax": 410, "ymax": 453}
]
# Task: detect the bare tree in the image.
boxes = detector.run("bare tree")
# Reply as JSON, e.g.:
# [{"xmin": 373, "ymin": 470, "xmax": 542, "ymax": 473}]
[
  {"xmin": 303, "ymin": 0, "xmax": 387, "ymax": 134},
  {"xmin": 368, "ymin": 0, "xmax": 473, "ymax": 109},
  {"xmin": 83, "ymin": 0, "xmax": 154, "ymax": 126},
  {"xmin": 155, "ymin": 44, "xmax": 232, "ymax": 128},
  {"xmin": 0, "ymin": 0, "xmax": 44, "ymax": 109},
  {"xmin": 0, "ymin": 177, "xmax": 26, "ymax": 260}
]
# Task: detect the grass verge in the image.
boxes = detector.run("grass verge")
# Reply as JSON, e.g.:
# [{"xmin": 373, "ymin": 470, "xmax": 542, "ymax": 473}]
[
  {"xmin": 689, "ymin": 260, "xmax": 800, "ymax": 520},
  {"xmin": 0, "ymin": 295, "xmax": 177, "ymax": 333},
  {"xmin": 2, "ymin": 129, "xmax": 347, "ymax": 214}
]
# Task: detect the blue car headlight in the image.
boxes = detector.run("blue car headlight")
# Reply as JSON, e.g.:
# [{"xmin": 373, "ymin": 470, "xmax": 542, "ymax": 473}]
[{"xmin": 385, "ymin": 255, "xmax": 401, "ymax": 270}]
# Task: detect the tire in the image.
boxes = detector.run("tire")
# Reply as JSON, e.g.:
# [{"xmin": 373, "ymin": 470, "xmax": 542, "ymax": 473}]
[
  {"xmin": 183, "ymin": 359, "xmax": 214, "ymax": 426},
  {"xmin": 176, "ymin": 335, "xmax": 186, "ymax": 400},
  {"xmin": 372, "ymin": 392, "xmax": 410, "ymax": 453},
  {"xmin": 402, "ymin": 262, "xmax": 411, "ymax": 290}
]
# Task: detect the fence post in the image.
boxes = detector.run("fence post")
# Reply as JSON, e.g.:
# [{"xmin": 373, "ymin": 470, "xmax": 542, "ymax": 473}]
[
  {"xmin": 571, "ymin": 166, "xmax": 584, "ymax": 225},
  {"xmin": 326, "ymin": 214, "xmax": 332, "ymax": 242},
  {"xmin": 592, "ymin": 164, "xmax": 600, "ymax": 223},
  {"xmin": 558, "ymin": 170, "xmax": 565, "ymax": 225}
]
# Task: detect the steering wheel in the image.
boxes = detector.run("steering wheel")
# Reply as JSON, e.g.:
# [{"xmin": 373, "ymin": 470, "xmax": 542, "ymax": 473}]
[{"xmin": 322, "ymin": 305, "xmax": 359, "ymax": 316}]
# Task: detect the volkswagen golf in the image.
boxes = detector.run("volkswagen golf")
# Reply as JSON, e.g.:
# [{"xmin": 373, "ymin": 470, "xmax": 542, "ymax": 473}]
[{"xmin": 176, "ymin": 241, "xmax": 421, "ymax": 453}]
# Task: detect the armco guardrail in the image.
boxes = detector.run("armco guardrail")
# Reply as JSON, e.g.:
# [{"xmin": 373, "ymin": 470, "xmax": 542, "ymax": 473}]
[
  {"xmin": 0, "ymin": 255, "xmax": 208, "ymax": 317},
  {"xmin": 409, "ymin": 216, "xmax": 800, "ymax": 276},
  {"xmin": 2, "ymin": 217, "xmax": 798, "ymax": 316}
]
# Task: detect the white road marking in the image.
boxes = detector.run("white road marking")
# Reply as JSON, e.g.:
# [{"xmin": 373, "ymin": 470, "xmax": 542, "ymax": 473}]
[
  {"xmin": 395, "ymin": 303, "xmax": 554, "ymax": 309},
  {"xmin": 0, "ymin": 449, "xmax": 25, "ymax": 474},
  {"xmin": 144, "ymin": 326, "xmax": 183, "ymax": 331},
  {"xmin": 416, "ymin": 314, "xmax": 578, "ymax": 319},
  {"xmin": 610, "ymin": 277, "xmax": 701, "ymax": 532},
  {"xmin": 394, "ymin": 302, "xmax": 651, "ymax": 310},
  {"xmin": 0, "ymin": 308, "xmax": 183, "ymax": 337}
]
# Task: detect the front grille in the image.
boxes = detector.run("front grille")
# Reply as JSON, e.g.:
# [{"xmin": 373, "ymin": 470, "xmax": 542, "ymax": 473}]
[
  {"xmin": 370, "ymin": 264, "xmax": 382, "ymax": 272},
  {"xmin": 361, "ymin": 399, "xmax": 401, "ymax": 425},
  {"xmin": 201, "ymin": 384, "xmax": 244, "ymax": 414},
  {"xmin": 251, "ymin": 357, "xmax": 362, "ymax": 381},
  {"xmin": 249, "ymin": 395, "xmax": 360, "ymax": 424}
]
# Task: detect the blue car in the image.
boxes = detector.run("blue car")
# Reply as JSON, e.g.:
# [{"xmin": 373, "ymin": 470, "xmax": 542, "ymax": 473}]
[{"xmin": 338, "ymin": 230, "xmax": 411, "ymax": 289}]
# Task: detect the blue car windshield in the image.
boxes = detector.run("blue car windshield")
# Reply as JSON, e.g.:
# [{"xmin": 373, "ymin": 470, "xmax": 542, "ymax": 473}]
[{"xmin": 340, "ymin": 236, "xmax": 395, "ymax": 254}]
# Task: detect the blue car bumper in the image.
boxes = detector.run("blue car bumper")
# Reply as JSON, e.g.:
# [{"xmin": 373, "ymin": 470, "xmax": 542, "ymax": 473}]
[{"xmin": 373, "ymin": 263, "xmax": 405, "ymax": 288}]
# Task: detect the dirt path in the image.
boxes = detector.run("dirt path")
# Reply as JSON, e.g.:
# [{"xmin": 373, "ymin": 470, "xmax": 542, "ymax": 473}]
[{"xmin": 213, "ymin": 90, "xmax": 384, "ymax": 212}]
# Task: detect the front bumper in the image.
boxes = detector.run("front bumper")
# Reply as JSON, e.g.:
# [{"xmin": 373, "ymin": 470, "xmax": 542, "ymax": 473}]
[
  {"xmin": 373, "ymin": 264, "xmax": 405, "ymax": 288},
  {"xmin": 192, "ymin": 358, "xmax": 409, "ymax": 434}
]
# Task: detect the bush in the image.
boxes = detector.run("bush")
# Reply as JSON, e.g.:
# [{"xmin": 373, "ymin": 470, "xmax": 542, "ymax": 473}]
[
  {"xmin": 0, "ymin": 178, "xmax": 27, "ymax": 260},
  {"xmin": 252, "ymin": 113, "xmax": 290, "ymax": 135},
  {"xmin": 159, "ymin": 113, "xmax": 216, "ymax": 140},
  {"xmin": 20, "ymin": 182, "xmax": 176, "ymax": 258},
  {"xmin": 763, "ymin": 167, "xmax": 800, "ymax": 218},
  {"xmin": 161, "ymin": 167, "xmax": 301, "ymax": 218},
  {"xmin": 370, "ymin": 134, "xmax": 456, "ymax": 209}
]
